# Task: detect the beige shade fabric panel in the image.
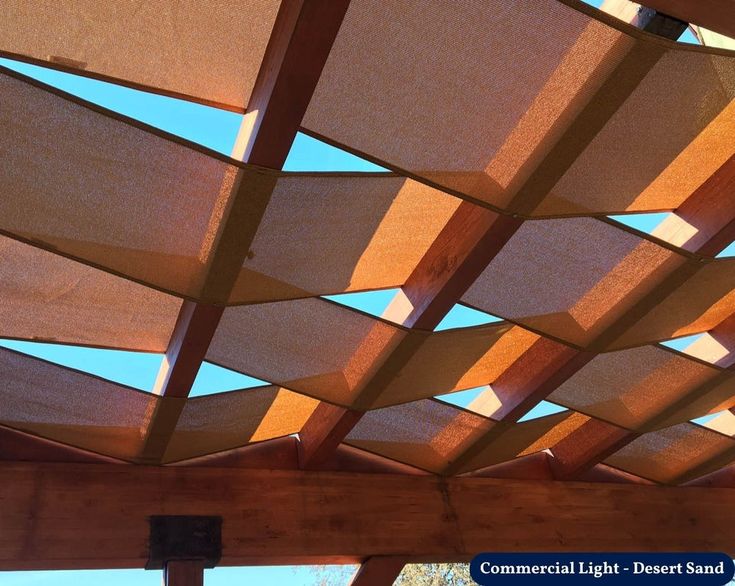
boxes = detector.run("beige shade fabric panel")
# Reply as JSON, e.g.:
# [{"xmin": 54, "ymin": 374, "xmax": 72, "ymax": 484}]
[
  {"xmin": 461, "ymin": 217, "xmax": 684, "ymax": 349},
  {"xmin": 0, "ymin": 236, "xmax": 180, "ymax": 352},
  {"xmin": 2, "ymin": 67, "xmax": 469, "ymax": 307},
  {"xmin": 0, "ymin": 0, "xmax": 281, "ymax": 109},
  {"xmin": 371, "ymin": 324, "xmax": 548, "ymax": 409},
  {"xmin": 611, "ymin": 258, "xmax": 735, "ymax": 350},
  {"xmin": 303, "ymin": 0, "xmax": 735, "ymax": 217},
  {"xmin": 605, "ymin": 423, "xmax": 735, "ymax": 484},
  {"xmin": 458, "ymin": 410, "xmax": 575, "ymax": 474},
  {"xmin": 163, "ymin": 386, "xmax": 319, "ymax": 463},
  {"xmin": 208, "ymin": 299, "xmax": 551, "ymax": 410},
  {"xmin": 206, "ymin": 298, "xmax": 407, "ymax": 407},
  {"xmin": 0, "ymin": 347, "xmax": 156, "ymax": 460},
  {"xmin": 229, "ymin": 175, "xmax": 461, "ymax": 303},
  {"xmin": 548, "ymin": 346, "xmax": 728, "ymax": 430},
  {"xmin": 0, "ymin": 68, "xmax": 253, "ymax": 302},
  {"xmin": 652, "ymin": 376, "xmax": 735, "ymax": 431},
  {"xmin": 345, "ymin": 399, "xmax": 495, "ymax": 473}
]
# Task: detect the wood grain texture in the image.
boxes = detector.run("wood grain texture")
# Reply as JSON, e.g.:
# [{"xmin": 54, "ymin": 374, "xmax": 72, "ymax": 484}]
[
  {"xmin": 3, "ymin": 463, "xmax": 735, "ymax": 569},
  {"xmin": 165, "ymin": 560, "xmax": 205, "ymax": 586},
  {"xmin": 298, "ymin": 206, "xmax": 522, "ymax": 468}
]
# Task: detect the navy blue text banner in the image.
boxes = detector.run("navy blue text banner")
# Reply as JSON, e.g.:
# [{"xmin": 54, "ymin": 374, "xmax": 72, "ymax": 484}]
[{"xmin": 470, "ymin": 553, "xmax": 733, "ymax": 585}]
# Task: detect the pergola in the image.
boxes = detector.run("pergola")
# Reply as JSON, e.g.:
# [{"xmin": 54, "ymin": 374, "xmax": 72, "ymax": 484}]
[{"xmin": 1, "ymin": 0, "xmax": 735, "ymax": 584}]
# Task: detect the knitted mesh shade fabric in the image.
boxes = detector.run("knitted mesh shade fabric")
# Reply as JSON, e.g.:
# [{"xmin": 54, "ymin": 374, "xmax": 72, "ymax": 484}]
[
  {"xmin": 0, "ymin": 0, "xmax": 281, "ymax": 109},
  {"xmin": 302, "ymin": 0, "xmax": 735, "ymax": 217},
  {"xmin": 605, "ymin": 422, "xmax": 735, "ymax": 483}
]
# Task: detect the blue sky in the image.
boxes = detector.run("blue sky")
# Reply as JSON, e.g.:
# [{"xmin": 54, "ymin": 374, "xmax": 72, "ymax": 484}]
[{"xmin": 0, "ymin": 5, "xmax": 728, "ymax": 584}]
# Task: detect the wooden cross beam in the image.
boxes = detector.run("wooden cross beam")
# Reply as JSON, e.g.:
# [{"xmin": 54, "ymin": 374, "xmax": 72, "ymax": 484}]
[{"xmin": 2, "ymin": 462, "xmax": 735, "ymax": 570}]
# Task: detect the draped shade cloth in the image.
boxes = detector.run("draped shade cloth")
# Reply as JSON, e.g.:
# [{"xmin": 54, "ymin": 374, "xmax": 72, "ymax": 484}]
[{"xmin": 0, "ymin": 0, "xmax": 734, "ymax": 491}]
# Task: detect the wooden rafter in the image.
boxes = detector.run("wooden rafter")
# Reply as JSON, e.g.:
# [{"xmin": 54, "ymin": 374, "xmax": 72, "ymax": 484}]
[
  {"xmin": 139, "ymin": 0, "xmax": 352, "ymax": 463},
  {"xmin": 547, "ymin": 158, "xmax": 735, "ymax": 481},
  {"xmin": 298, "ymin": 6, "xmax": 673, "ymax": 465},
  {"xmin": 298, "ymin": 208, "xmax": 522, "ymax": 468},
  {"xmin": 445, "ymin": 0, "xmax": 735, "ymax": 481}
]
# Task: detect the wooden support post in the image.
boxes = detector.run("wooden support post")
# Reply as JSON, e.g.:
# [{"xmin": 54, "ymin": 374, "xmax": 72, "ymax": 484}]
[
  {"xmin": 349, "ymin": 557, "xmax": 406, "ymax": 586},
  {"xmin": 164, "ymin": 560, "xmax": 205, "ymax": 586}
]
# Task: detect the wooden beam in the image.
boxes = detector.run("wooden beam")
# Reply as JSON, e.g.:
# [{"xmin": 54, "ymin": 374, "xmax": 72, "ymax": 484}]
[
  {"xmin": 445, "ymin": 1, "xmax": 727, "ymax": 477},
  {"xmin": 444, "ymin": 342, "xmax": 593, "ymax": 475},
  {"xmin": 552, "ymin": 163, "xmax": 735, "ymax": 474},
  {"xmin": 141, "ymin": 0, "xmax": 352, "ymax": 463},
  {"xmin": 550, "ymin": 301, "xmax": 735, "ymax": 480},
  {"xmin": 549, "ymin": 420, "xmax": 638, "ymax": 480},
  {"xmin": 656, "ymin": 154, "xmax": 735, "ymax": 257},
  {"xmin": 349, "ymin": 557, "xmax": 406, "ymax": 586},
  {"xmin": 298, "ymin": 209, "xmax": 522, "ymax": 468},
  {"xmin": 461, "ymin": 452, "xmax": 554, "ymax": 481},
  {"xmin": 164, "ymin": 560, "xmax": 205, "ymax": 586},
  {"xmin": 169, "ymin": 436, "xmax": 428, "ymax": 476},
  {"xmin": 0, "ymin": 425, "xmax": 126, "ymax": 465},
  {"xmin": 637, "ymin": 0, "xmax": 735, "ymax": 40},
  {"xmin": 400, "ymin": 207, "xmax": 522, "ymax": 330},
  {"xmin": 299, "ymin": 4, "xmax": 677, "ymax": 466},
  {"xmin": 3, "ymin": 463, "xmax": 735, "ymax": 569}
]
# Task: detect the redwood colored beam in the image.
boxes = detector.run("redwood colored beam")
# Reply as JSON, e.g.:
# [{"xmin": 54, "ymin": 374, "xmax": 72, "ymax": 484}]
[
  {"xmin": 0, "ymin": 425, "xmax": 126, "ymax": 465},
  {"xmin": 298, "ymin": 0, "xmax": 678, "ymax": 467},
  {"xmin": 298, "ymin": 402, "xmax": 366, "ymax": 468},
  {"xmin": 444, "ymin": 342, "xmax": 593, "ymax": 475},
  {"xmin": 548, "ymin": 193, "xmax": 735, "ymax": 480},
  {"xmin": 349, "ymin": 557, "xmax": 407, "ymax": 586},
  {"xmin": 141, "ymin": 0, "xmax": 352, "ymax": 463},
  {"xmin": 449, "ymin": 2, "xmax": 728, "ymax": 478},
  {"xmin": 550, "ymin": 306, "xmax": 735, "ymax": 481},
  {"xmin": 400, "ymin": 207, "xmax": 523, "ymax": 330},
  {"xmin": 152, "ymin": 303, "xmax": 225, "ymax": 399},
  {"xmin": 164, "ymin": 560, "xmax": 205, "ymax": 586},
  {"xmin": 3, "ymin": 463, "xmax": 735, "ymax": 569},
  {"xmin": 169, "ymin": 436, "xmax": 428, "ymax": 476},
  {"xmin": 666, "ymin": 154, "xmax": 735, "ymax": 257},
  {"xmin": 549, "ymin": 420, "xmax": 638, "ymax": 480},
  {"xmin": 638, "ymin": 0, "xmax": 735, "ymax": 40},
  {"xmin": 298, "ymin": 209, "xmax": 522, "ymax": 468},
  {"xmin": 461, "ymin": 452, "xmax": 554, "ymax": 481}
]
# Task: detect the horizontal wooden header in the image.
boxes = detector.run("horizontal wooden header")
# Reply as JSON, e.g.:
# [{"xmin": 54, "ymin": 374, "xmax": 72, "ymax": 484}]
[{"xmin": 2, "ymin": 462, "xmax": 735, "ymax": 570}]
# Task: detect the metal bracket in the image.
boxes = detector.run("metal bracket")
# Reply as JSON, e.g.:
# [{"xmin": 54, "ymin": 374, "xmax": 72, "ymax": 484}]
[{"xmin": 146, "ymin": 515, "xmax": 222, "ymax": 570}]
